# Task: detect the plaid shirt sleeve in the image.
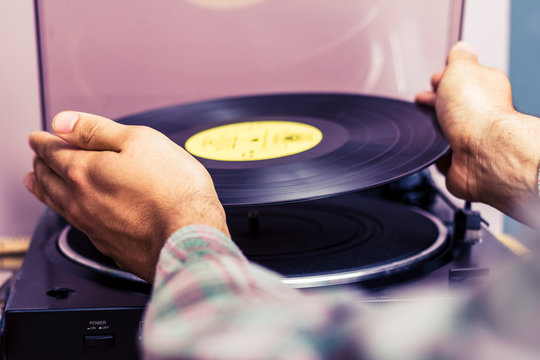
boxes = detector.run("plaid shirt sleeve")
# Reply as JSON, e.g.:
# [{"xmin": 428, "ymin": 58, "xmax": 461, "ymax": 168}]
[{"xmin": 141, "ymin": 225, "xmax": 540, "ymax": 360}]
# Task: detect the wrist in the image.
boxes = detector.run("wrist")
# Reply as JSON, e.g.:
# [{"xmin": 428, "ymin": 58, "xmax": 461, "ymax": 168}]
[
  {"xmin": 165, "ymin": 193, "xmax": 230, "ymax": 241},
  {"xmin": 478, "ymin": 111, "xmax": 540, "ymax": 215}
]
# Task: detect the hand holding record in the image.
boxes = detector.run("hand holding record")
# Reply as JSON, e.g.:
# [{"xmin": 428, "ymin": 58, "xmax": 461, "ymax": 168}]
[
  {"xmin": 25, "ymin": 111, "xmax": 229, "ymax": 282},
  {"xmin": 416, "ymin": 42, "xmax": 540, "ymax": 224}
]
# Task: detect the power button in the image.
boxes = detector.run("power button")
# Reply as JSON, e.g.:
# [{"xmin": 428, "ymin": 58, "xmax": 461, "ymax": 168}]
[{"xmin": 83, "ymin": 334, "xmax": 115, "ymax": 347}]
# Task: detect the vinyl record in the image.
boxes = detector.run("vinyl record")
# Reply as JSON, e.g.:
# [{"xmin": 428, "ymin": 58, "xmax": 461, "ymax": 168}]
[{"xmin": 117, "ymin": 93, "xmax": 448, "ymax": 205}]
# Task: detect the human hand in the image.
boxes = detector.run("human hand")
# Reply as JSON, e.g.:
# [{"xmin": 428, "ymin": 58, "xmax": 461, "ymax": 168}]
[
  {"xmin": 416, "ymin": 42, "xmax": 540, "ymax": 223},
  {"xmin": 25, "ymin": 111, "xmax": 229, "ymax": 282}
]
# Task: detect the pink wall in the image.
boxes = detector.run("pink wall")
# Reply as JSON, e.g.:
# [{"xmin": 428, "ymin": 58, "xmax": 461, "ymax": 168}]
[{"xmin": 0, "ymin": 0, "xmax": 43, "ymax": 237}]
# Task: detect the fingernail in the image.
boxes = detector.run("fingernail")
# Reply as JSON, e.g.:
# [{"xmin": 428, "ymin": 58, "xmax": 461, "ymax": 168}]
[
  {"xmin": 23, "ymin": 174, "xmax": 34, "ymax": 192},
  {"xmin": 451, "ymin": 41, "xmax": 478, "ymax": 56},
  {"xmin": 54, "ymin": 111, "xmax": 79, "ymax": 134}
]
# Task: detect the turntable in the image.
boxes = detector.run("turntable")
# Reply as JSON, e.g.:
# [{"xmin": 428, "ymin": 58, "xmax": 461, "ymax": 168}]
[
  {"xmin": 3, "ymin": 93, "xmax": 518, "ymax": 360},
  {"xmin": 3, "ymin": 1, "xmax": 517, "ymax": 359}
]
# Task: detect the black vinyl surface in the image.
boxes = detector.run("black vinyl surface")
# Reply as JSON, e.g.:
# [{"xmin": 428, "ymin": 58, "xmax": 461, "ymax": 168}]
[{"xmin": 117, "ymin": 93, "xmax": 449, "ymax": 206}]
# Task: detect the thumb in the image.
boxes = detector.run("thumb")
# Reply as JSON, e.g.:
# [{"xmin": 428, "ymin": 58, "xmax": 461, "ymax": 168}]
[
  {"xmin": 446, "ymin": 41, "xmax": 478, "ymax": 65},
  {"xmin": 52, "ymin": 111, "xmax": 127, "ymax": 152}
]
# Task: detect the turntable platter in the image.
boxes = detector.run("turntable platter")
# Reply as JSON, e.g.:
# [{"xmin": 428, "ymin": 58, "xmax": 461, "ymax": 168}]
[{"xmin": 57, "ymin": 195, "xmax": 448, "ymax": 288}]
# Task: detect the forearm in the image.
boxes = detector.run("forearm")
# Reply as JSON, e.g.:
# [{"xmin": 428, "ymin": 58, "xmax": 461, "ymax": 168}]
[
  {"xmin": 141, "ymin": 225, "xmax": 318, "ymax": 359},
  {"xmin": 472, "ymin": 110, "xmax": 540, "ymax": 223},
  {"xmin": 141, "ymin": 226, "xmax": 393, "ymax": 359},
  {"xmin": 140, "ymin": 225, "xmax": 540, "ymax": 360}
]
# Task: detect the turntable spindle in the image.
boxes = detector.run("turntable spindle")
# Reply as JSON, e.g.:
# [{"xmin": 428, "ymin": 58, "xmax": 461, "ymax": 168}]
[{"xmin": 247, "ymin": 210, "xmax": 259, "ymax": 237}]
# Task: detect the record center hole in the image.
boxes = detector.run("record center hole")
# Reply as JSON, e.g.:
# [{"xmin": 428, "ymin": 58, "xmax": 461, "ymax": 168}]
[{"xmin": 46, "ymin": 287, "xmax": 76, "ymax": 299}]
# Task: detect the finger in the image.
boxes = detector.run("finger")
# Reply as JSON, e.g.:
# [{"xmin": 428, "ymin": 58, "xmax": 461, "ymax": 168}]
[
  {"xmin": 431, "ymin": 70, "xmax": 444, "ymax": 91},
  {"xmin": 52, "ymin": 111, "xmax": 129, "ymax": 152},
  {"xmin": 24, "ymin": 172, "xmax": 67, "ymax": 218},
  {"xmin": 415, "ymin": 91, "xmax": 436, "ymax": 107},
  {"xmin": 33, "ymin": 156, "xmax": 70, "ymax": 206},
  {"xmin": 29, "ymin": 131, "xmax": 77, "ymax": 177},
  {"xmin": 446, "ymin": 41, "xmax": 478, "ymax": 65}
]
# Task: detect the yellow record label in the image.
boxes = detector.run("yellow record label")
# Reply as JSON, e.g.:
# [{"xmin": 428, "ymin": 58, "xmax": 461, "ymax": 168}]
[{"xmin": 185, "ymin": 121, "xmax": 323, "ymax": 161}]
